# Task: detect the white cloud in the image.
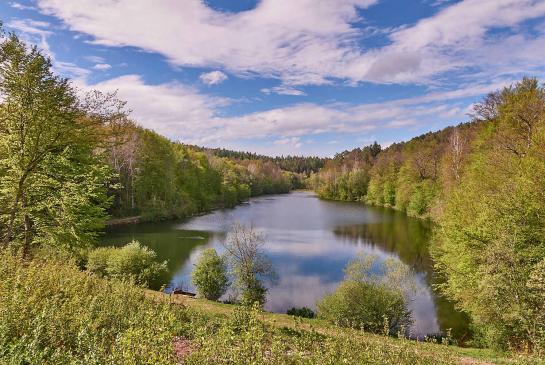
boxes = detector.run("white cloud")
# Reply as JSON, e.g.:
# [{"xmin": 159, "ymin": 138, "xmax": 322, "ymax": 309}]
[
  {"xmin": 199, "ymin": 70, "xmax": 228, "ymax": 85},
  {"xmin": 85, "ymin": 55, "xmax": 105, "ymax": 63},
  {"xmin": 80, "ymin": 75, "xmax": 230, "ymax": 141},
  {"xmin": 273, "ymin": 137, "xmax": 302, "ymax": 149},
  {"xmin": 93, "ymin": 63, "xmax": 112, "ymax": 70},
  {"xmin": 261, "ymin": 86, "xmax": 306, "ymax": 96},
  {"xmin": 79, "ymin": 74, "xmax": 506, "ymax": 150},
  {"xmin": 35, "ymin": 0, "xmax": 545, "ymax": 86},
  {"xmin": 10, "ymin": 2, "xmax": 37, "ymax": 11},
  {"xmin": 349, "ymin": 0, "xmax": 545, "ymax": 83},
  {"xmin": 35, "ymin": 0, "xmax": 376, "ymax": 85},
  {"xmin": 7, "ymin": 19, "xmax": 52, "ymax": 37}
]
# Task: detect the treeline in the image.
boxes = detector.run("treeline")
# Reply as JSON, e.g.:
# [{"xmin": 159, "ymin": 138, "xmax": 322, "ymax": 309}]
[
  {"xmin": 208, "ymin": 147, "xmax": 327, "ymax": 174},
  {"xmin": 108, "ymin": 124, "xmax": 296, "ymax": 221},
  {"xmin": 310, "ymin": 122, "xmax": 483, "ymax": 218},
  {"xmin": 309, "ymin": 142, "xmax": 381, "ymax": 202},
  {"xmin": 312, "ymin": 78, "xmax": 545, "ymax": 352}
]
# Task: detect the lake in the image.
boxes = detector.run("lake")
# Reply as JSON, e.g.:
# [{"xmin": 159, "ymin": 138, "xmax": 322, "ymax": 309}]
[{"xmin": 103, "ymin": 190, "xmax": 469, "ymax": 339}]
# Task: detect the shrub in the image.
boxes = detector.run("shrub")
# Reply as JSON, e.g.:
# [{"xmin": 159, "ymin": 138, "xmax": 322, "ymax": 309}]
[
  {"xmin": 87, "ymin": 240, "xmax": 168, "ymax": 289},
  {"xmin": 317, "ymin": 280, "xmax": 411, "ymax": 334},
  {"xmin": 286, "ymin": 307, "xmax": 315, "ymax": 318},
  {"xmin": 317, "ymin": 254, "xmax": 413, "ymax": 335},
  {"xmin": 192, "ymin": 248, "xmax": 229, "ymax": 300}
]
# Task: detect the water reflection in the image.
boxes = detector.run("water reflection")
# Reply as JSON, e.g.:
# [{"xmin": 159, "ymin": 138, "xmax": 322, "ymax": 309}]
[{"xmin": 103, "ymin": 191, "xmax": 469, "ymax": 338}]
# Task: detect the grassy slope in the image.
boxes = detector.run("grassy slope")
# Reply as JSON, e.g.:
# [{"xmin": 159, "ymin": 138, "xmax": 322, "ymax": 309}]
[
  {"xmin": 147, "ymin": 291, "xmax": 537, "ymax": 365},
  {"xmin": 1, "ymin": 249, "xmax": 540, "ymax": 365}
]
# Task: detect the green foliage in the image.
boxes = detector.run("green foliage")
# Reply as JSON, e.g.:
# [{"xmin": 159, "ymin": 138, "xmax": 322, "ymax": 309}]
[
  {"xmin": 407, "ymin": 180, "xmax": 438, "ymax": 216},
  {"xmin": 0, "ymin": 249, "xmax": 529, "ymax": 365},
  {"xmin": 87, "ymin": 240, "xmax": 168, "ymax": 289},
  {"xmin": 433, "ymin": 78, "xmax": 545, "ymax": 353},
  {"xmin": 0, "ymin": 29, "xmax": 119, "ymax": 252},
  {"xmin": 317, "ymin": 280, "xmax": 411, "ymax": 334},
  {"xmin": 185, "ymin": 303, "xmax": 464, "ymax": 365},
  {"xmin": 316, "ymin": 254, "xmax": 413, "ymax": 335},
  {"xmin": 0, "ymin": 249, "xmax": 184, "ymax": 364},
  {"xmin": 313, "ymin": 142, "xmax": 380, "ymax": 201},
  {"xmin": 222, "ymin": 223, "xmax": 276, "ymax": 306},
  {"xmin": 192, "ymin": 248, "xmax": 229, "ymax": 300},
  {"xmin": 210, "ymin": 148, "xmax": 327, "ymax": 175},
  {"xmin": 286, "ymin": 307, "xmax": 315, "ymax": 318},
  {"xmin": 108, "ymin": 125, "xmax": 294, "ymax": 222}
]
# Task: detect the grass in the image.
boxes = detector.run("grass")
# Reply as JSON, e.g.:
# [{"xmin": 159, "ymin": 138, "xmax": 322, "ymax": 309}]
[
  {"xmin": 1, "ymin": 249, "xmax": 543, "ymax": 365},
  {"xmin": 150, "ymin": 292, "xmax": 541, "ymax": 365}
]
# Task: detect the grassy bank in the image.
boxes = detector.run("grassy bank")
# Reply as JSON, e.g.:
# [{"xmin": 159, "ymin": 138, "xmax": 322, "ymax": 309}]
[{"xmin": 1, "ymin": 249, "xmax": 541, "ymax": 365}]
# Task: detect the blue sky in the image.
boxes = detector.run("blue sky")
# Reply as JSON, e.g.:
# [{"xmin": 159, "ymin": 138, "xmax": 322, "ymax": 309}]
[{"xmin": 2, "ymin": 0, "xmax": 545, "ymax": 156}]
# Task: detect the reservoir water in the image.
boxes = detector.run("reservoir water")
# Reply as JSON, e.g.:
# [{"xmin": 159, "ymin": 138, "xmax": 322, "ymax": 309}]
[{"xmin": 103, "ymin": 191, "xmax": 469, "ymax": 339}]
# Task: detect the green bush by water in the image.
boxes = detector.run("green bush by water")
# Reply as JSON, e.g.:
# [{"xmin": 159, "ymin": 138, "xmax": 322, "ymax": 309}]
[
  {"xmin": 87, "ymin": 240, "xmax": 168, "ymax": 289},
  {"xmin": 191, "ymin": 248, "xmax": 230, "ymax": 300}
]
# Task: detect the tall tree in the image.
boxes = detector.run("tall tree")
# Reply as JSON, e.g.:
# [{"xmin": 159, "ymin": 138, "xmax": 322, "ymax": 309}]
[{"xmin": 0, "ymin": 29, "xmax": 125, "ymax": 253}]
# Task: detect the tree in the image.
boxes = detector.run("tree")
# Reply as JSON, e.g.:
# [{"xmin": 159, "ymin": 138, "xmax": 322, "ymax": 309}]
[
  {"xmin": 0, "ymin": 29, "xmax": 126, "ymax": 253},
  {"xmin": 317, "ymin": 254, "xmax": 413, "ymax": 334},
  {"xmin": 222, "ymin": 223, "xmax": 276, "ymax": 306},
  {"xmin": 192, "ymin": 248, "xmax": 229, "ymax": 300},
  {"xmin": 433, "ymin": 78, "xmax": 545, "ymax": 351}
]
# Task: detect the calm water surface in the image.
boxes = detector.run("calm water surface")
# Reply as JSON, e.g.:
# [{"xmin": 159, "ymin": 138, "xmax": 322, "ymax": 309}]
[{"xmin": 103, "ymin": 191, "xmax": 469, "ymax": 338}]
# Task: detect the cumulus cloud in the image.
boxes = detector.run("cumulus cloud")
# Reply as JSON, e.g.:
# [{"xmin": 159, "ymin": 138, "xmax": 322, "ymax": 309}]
[
  {"xmin": 199, "ymin": 70, "xmax": 228, "ymax": 85},
  {"xmin": 34, "ymin": 0, "xmax": 375, "ymax": 85},
  {"xmin": 35, "ymin": 0, "xmax": 545, "ymax": 86},
  {"xmin": 80, "ymin": 75, "xmax": 230, "ymax": 141}
]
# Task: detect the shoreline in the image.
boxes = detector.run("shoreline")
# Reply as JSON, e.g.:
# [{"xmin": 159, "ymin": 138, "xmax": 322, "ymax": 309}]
[{"xmin": 105, "ymin": 190, "xmax": 297, "ymax": 227}]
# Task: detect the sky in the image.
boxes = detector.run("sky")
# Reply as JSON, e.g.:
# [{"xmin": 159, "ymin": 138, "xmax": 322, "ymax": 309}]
[{"xmin": 2, "ymin": 0, "xmax": 545, "ymax": 157}]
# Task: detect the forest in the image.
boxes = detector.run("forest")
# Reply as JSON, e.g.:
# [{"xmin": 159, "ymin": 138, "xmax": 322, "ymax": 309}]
[
  {"xmin": 107, "ymin": 123, "xmax": 300, "ymax": 221},
  {"xmin": 0, "ymin": 25, "xmax": 544, "ymax": 363}
]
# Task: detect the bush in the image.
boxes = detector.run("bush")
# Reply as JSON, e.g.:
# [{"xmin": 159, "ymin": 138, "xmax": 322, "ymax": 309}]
[
  {"xmin": 317, "ymin": 280, "xmax": 411, "ymax": 334},
  {"xmin": 191, "ymin": 248, "xmax": 229, "ymax": 300},
  {"xmin": 286, "ymin": 307, "xmax": 315, "ymax": 318},
  {"xmin": 0, "ymin": 249, "xmax": 185, "ymax": 364},
  {"xmin": 317, "ymin": 254, "xmax": 413, "ymax": 335},
  {"xmin": 87, "ymin": 240, "xmax": 168, "ymax": 289}
]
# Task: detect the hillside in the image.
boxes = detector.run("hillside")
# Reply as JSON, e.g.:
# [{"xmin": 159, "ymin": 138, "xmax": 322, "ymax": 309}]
[{"xmin": 1, "ymin": 250, "xmax": 537, "ymax": 365}]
